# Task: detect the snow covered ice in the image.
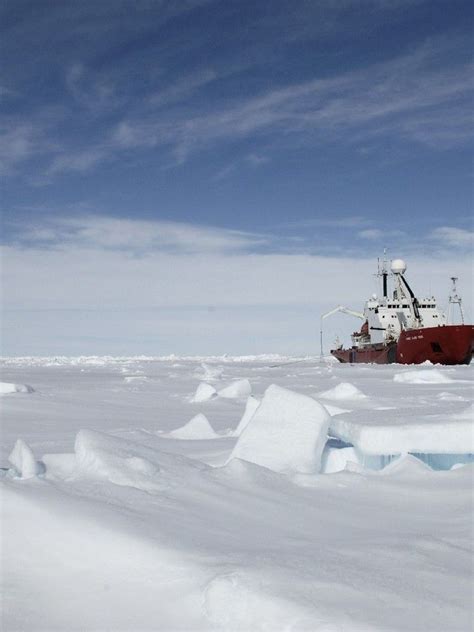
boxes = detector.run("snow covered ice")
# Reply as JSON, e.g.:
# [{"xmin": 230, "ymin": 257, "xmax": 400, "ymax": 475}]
[{"xmin": 1, "ymin": 355, "xmax": 473, "ymax": 631}]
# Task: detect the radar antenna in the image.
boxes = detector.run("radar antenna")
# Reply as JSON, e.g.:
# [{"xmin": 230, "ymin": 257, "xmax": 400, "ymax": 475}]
[{"xmin": 447, "ymin": 277, "xmax": 464, "ymax": 324}]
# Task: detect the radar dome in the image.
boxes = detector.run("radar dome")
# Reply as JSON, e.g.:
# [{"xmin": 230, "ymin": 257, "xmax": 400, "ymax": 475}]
[{"xmin": 391, "ymin": 258, "xmax": 407, "ymax": 275}]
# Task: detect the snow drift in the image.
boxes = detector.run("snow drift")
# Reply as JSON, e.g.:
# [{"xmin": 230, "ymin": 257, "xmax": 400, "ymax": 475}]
[
  {"xmin": 393, "ymin": 369, "xmax": 453, "ymax": 384},
  {"xmin": 317, "ymin": 382, "xmax": 367, "ymax": 401},
  {"xmin": 0, "ymin": 382, "xmax": 35, "ymax": 396},
  {"xmin": 74, "ymin": 430, "xmax": 165, "ymax": 492}
]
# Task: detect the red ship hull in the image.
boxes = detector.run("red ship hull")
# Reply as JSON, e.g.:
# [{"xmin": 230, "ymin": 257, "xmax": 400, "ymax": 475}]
[{"xmin": 331, "ymin": 325, "xmax": 473, "ymax": 365}]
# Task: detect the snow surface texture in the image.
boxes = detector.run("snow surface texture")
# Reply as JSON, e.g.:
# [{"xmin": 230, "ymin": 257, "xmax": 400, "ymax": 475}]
[
  {"xmin": 1, "ymin": 356, "xmax": 473, "ymax": 631},
  {"xmin": 230, "ymin": 384, "xmax": 330, "ymax": 474},
  {"xmin": 0, "ymin": 381, "xmax": 34, "ymax": 395}
]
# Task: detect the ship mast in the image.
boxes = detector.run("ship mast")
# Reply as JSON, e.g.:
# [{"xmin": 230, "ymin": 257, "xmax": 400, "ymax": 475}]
[
  {"xmin": 447, "ymin": 276, "xmax": 465, "ymax": 324},
  {"xmin": 377, "ymin": 249, "xmax": 389, "ymax": 298}
]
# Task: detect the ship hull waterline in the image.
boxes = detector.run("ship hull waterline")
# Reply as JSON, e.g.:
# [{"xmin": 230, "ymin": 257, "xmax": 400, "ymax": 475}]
[{"xmin": 331, "ymin": 324, "xmax": 473, "ymax": 365}]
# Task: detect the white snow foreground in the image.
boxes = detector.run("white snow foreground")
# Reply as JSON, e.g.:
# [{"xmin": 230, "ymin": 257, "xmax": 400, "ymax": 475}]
[
  {"xmin": 165, "ymin": 413, "xmax": 219, "ymax": 440},
  {"xmin": 0, "ymin": 381, "xmax": 34, "ymax": 396},
  {"xmin": 3, "ymin": 428, "xmax": 473, "ymax": 632},
  {"xmin": 1, "ymin": 357, "xmax": 474, "ymax": 631},
  {"xmin": 229, "ymin": 384, "xmax": 330, "ymax": 474}
]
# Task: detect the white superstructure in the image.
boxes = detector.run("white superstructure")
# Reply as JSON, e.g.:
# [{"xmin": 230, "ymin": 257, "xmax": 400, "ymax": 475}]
[{"xmin": 351, "ymin": 258, "xmax": 446, "ymax": 348}]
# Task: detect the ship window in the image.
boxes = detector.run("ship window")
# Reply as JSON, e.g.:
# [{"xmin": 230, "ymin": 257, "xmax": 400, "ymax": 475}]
[{"xmin": 431, "ymin": 342, "xmax": 443, "ymax": 353}]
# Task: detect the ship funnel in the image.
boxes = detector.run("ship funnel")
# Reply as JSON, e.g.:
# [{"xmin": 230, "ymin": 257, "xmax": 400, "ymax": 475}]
[{"xmin": 391, "ymin": 258, "xmax": 407, "ymax": 275}]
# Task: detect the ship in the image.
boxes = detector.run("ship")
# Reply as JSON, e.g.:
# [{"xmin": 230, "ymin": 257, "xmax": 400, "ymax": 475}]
[{"xmin": 324, "ymin": 258, "xmax": 473, "ymax": 365}]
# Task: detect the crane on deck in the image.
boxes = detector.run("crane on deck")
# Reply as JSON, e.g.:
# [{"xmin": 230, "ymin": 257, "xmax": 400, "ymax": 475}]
[{"xmin": 320, "ymin": 305, "xmax": 364, "ymax": 360}]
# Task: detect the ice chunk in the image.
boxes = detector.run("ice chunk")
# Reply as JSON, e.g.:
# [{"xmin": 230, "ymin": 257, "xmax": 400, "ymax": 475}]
[
  {"xmin": 317, "ymin": 382, "xmax": 367, "ymax": 401},
  {"xmin": 218, "ymin": 379, "xmax": 252, "ymax": 399},
  {"xmin": 393, "ymin": 369, "xmax": 453, "ymax": 384},
  {"xmin": 229, "ymin": 384, "xmax": 330, "ymax": 474},
  {"xmin": 330, "ymin": 406, "xmax": 474, "ymax": 455},
  {"xmin": 8, "ymin": 439, "xmax": 43, "ymax": 479},
  {"xmin": 321, "ymin": 445, "xmax": 361, "ymax": 474},
  {"xmin": 233, "ymin": 396, "xmax": 260, "ymax": 436},
  {"xmin": 323, "ymin": 403, "xmax": 351, "ymax": 416},
  {"xmin": 0, "ymin": 382, "xmax": 35, "ymax": 396},
  {"xmin": 191, "ymin": 382, "xmax": 217, "ymax": 402},
  {"xmin": 166, "ymin": 414, "xmax": 219, "ymax": 440}
]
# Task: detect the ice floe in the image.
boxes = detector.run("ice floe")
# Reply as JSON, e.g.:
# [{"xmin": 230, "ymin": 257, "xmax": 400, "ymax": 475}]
[{"xmin": 330, "ymin": 404, "xmax": 474, "ymax": 456}]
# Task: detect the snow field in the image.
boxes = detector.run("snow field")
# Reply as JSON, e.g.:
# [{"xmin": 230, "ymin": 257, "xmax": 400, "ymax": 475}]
[{"xmin": 1, "ymin": 357, "xmax": 473, "ymax": 630}]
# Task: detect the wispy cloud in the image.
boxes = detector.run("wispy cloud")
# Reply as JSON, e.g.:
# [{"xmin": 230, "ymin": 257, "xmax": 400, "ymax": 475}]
[
  {"xmin": 0, "ymin": 122, "xmax": 49, "ymax": 175},
  {"xmin": 4, "ymin": 32, "xmax": 471, "ymax": 180},
  {"xmin": 15, "ymin": 215, "xmax": 269, "ymax": 255},
  {"xmin": 105, "ymin": 38, "xmax": 473, "ymax": 167},
  {"xmin": 357, "ymin": 228, "xmax": 405, "ymax": 241},
  {"xmin": 65, "ymin": 63, "xmax": 117, "ymax": 111},
  {"xmin": 429, "ymin": 226, "xmax": 474, "ymax": 248}
]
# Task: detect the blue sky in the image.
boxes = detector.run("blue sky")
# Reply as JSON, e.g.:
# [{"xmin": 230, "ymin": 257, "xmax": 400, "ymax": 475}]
[{"xmin": 1, "ymin": 0, "xmax": 473, "ymax": 355}]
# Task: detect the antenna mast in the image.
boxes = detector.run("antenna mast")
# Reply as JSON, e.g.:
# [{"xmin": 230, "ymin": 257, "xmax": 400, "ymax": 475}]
[{"xmin": 447, "ymin": 277, "xmax": 464, "ymax": 324}]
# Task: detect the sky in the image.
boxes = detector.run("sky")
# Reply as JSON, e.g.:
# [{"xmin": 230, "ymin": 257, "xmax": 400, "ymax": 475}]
[{"xmin": 1, "ymin": 0, "xmax": 473, "ymax": 356}]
